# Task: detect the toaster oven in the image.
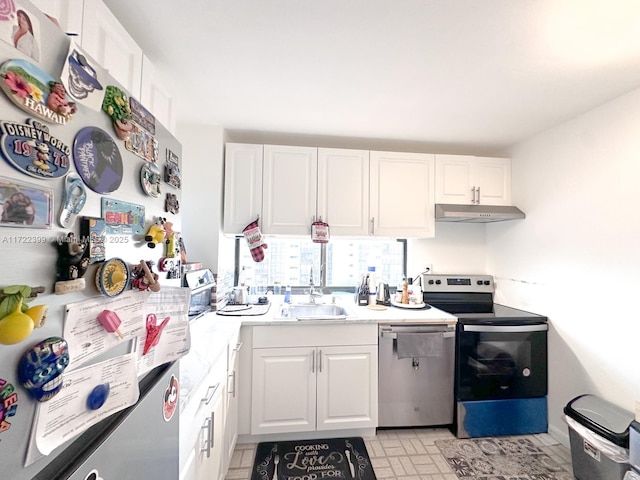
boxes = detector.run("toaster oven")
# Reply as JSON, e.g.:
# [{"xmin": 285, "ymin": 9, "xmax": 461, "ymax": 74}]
[{"xmin": 183, "ymin": 269, "xmax": 215, "ymax": 318}]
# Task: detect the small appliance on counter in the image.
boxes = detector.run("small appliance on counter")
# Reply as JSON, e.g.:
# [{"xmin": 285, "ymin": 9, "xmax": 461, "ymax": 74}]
[{"xmin": 183, "ymin": 269, "xmax": 216, "ymax": 319}]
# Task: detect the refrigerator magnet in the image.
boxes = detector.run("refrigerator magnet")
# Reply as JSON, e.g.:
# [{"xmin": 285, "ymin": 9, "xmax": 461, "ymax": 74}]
[
  {"xmin": 95, "ymin": 258, "xmax": 130, "ymax": 297},
  {"xmin": 140, "ymin": 162, "xmax": 161, "ymax": 198},
  {"xmin": 162, "ymin": 374, "xmax": 178, "ymax": 422},
  {"xmin": 73, "ymin": 127, "xmax": 123, "ymax": 194},
  {"xmin": 18, "ymin": 337, "xmax": 69, "ymax": 402},
  {"xmin": 0, "ymin": 118, "xmax": 71, "ymax": 179},
  {"xmin": 0, "ymin": 377, "xmax": 18, "ymax": 435},
  {"xmin": 0, "ymin": 59, "xmax": 77, "ymax": 125}
]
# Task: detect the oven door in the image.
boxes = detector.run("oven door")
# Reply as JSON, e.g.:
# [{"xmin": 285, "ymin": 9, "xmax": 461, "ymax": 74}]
[{"xmin": 456, "ymin": 323, "xmax": 547, "ymax": 401}]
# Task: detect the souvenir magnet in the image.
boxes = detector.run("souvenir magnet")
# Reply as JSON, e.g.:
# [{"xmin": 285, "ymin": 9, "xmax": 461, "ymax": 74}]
[
  {"xmin": 131, "ymin": 260, "xmax": 160, "ymax": 292},
  {"xmin": 59, "ymin": 173, "xmax": 87, "ymax": 228},
  {"xmin": 79, "ymin": 217, "xmax": 106, "ymax": 264},
  {"xmin": 165, "ymin": 193, "xmax": 179, "ymax": 214},
  {"xmin": 144, "ymin": 216, "xmax": 168, "ymax": 248},
  {"xmin": 143, "ymin": 313, "xmax": 170, "ymax": 355},
  {"xmin": 0, "ymin": 378, "xmax": 18, "ymax": 436},
  {"xmin": 0, "ymin": 297, "xmax": 34, "ymax": 345},
  {"xmin": 96, "ymin": 310, "xmax": 124, "ymax": 339},
  {"xmin": 102, "ymin": 85, "xmax": 133, "ymax": 140},
  {"xmin": 0, "ymin": 175, "xmax": 54, "ymax": 228},
  {"xmin": 54, "ymin": 232, "xmax": 89, "ymax": 295},
  {"xmin": 129, "ymin": 97, "xmax": 155, "ymax": 135},
  {"xmin": 95, "ymin": 258, "xmax": 130, "ymax": 297},
  {"xmin": 0, "ymin": 59, "xmax": 76, "ymax": 124},
  {"xmin": 140, "ymin": 162, "xmax": 161, "ymax": 198},
  {"xmin": 101, "ymin": 198, "xmax": 145, "ymax": 235},
  {"xmin": 18, "ymin": 337, "xmax": 69, "ymax": 402},
  {"xmin": 73, "ymin": 127, "xmax": 123, "ymax": 194},
  {"xmin": 0, "ymin": 118, "xmax": 71, "ymax": 179},
  {"xmin": 87, "ymin": 383, "xmax": 110, "ymax": 410},
  {"xmin": 164, "ymin": 149, "xmax": 181, "ymax": 189},
  {"xmin": 125, "ymin": 123, "xmax": 158, "ymax": 163},
  {"xmin": 163, "ymin": 375, "xmax": 178, "ymax": 422},
  {"xmin": 66, "ymin": 49, "xmax": 103, "ymax": 100}
]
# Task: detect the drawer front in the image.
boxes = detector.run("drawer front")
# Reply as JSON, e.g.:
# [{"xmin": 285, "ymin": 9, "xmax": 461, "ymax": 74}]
[{"xmin": 253, "ymin": 324, "xmax": 377, "ymax": 348}]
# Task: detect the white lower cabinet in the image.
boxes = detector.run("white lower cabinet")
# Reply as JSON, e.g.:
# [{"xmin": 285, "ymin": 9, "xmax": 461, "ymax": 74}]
[
  {"xmin": 250, "ymin": 325, "xmax": 378, "ymax": 435},
  {"xmin": 180, "ymin": 358, "xmax": 226, "ymax": 480}
]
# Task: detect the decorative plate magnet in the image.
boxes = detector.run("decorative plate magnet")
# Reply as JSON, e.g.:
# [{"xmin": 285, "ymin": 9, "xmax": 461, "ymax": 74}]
[
  {"xmin": 95, "ymin": 258, "xmax": 130, "ymax": 297},
  {"xmin": 0, "ymin": 118, "xmax": 71, "ymax": 179},
  {"xmin": 73, "ymin": 127, "xmax": 123, "ymax": 194},
  {"xmin": 18, "ymin": 337, "xmax": 69, "ymax": 402},
  {"xmin": 0, "ymin": 59, "xmax": 76, "ymax": 124},
  {"xmin": 140, "ymin": 162, "xmax": 161, "ymax": 198}
]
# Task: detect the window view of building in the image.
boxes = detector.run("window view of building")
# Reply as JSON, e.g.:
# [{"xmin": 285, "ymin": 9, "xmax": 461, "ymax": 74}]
[{"xmin": 237, "ymin": 238, "xmax": 406, "ymax": 292}]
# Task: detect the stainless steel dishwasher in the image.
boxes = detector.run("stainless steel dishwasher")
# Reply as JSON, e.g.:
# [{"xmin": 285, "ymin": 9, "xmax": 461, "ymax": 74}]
[{"xmin": 378, "ymin": 324, "xmax": 455, "ymax": 427}]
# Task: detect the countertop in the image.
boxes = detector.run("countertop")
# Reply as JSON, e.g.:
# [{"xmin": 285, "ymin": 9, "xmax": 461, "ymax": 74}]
[{"xmin": 213, "ymin": 294, "xmax": 458, "ymax": 326}]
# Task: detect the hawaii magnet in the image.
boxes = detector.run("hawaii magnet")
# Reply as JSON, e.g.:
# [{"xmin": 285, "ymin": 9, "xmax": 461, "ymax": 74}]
[
  {"xmin": 73, "ymin": 127, "xmax": 123, "ymax": 194},
  {"xmin": 0, "ymin": 118, "xmax": 71, "ymax": 179},
  {"xmin": 0, "ymin": 59, "xmax": 76, "ymax": 124}
]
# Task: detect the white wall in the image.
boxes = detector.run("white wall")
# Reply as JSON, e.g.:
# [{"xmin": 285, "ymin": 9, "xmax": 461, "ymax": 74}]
[{"xmin": 486, "ymin": 87, "xmax": 640, "ymax": 444}]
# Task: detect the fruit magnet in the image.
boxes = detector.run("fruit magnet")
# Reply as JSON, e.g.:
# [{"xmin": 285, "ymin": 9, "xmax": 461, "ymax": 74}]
[
  {"xmin": 0, "ymin": 59, "xmax": 76, "ymax": 124},
  {"xmin": 0, "ymin": 118, "xmax": 71, "ymax": 179}
]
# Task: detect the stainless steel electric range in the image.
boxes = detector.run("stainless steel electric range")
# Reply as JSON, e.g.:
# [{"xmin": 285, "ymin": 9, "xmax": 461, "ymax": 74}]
[{"xmin": 422, "ymin": 274, "xmax": 548, "ymax": 438}]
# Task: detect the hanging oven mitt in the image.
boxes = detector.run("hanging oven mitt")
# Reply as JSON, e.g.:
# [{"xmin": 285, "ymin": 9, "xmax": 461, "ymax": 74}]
[
  {"xmin": 311, "ymin": 218, "xmax": 329, "ymax": 243},
  {"xmin": 243, "ymin": 218, "xmax": 267, "ymax": 262}
]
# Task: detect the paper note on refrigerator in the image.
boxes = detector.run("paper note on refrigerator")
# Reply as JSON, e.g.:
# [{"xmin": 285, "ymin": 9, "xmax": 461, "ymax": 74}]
[
  {"xmin": 33, "ymin": 353, "xmax": 139, "ymax": 455},
  {"xmin": 63, "ymin": 290, "xmax": 149, "ymax": 368},
  {"xmin": 135, "ymin": 286, "xmax": 191, "ymax": 376}
]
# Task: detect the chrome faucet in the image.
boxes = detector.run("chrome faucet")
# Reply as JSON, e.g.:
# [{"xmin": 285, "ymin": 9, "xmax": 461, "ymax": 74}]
[{"xmin": 308, "ymin": 266, "xmax": 323, "ymax": 303}]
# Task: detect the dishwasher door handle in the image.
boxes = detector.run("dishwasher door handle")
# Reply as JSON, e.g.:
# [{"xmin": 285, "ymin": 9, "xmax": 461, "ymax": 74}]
[{"xmin": 379, "ymin": 329, "xmax": 455, "ymax": 339}]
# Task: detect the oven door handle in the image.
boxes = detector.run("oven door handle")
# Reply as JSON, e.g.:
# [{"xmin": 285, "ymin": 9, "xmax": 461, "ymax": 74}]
[{"xmin": 462, "ymin": 324, "xmax": 548, "ymax": 333}]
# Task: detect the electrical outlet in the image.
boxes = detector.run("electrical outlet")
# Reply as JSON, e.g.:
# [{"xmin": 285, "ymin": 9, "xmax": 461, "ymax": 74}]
[{"xmin": 424, "ymin": 264, "xmax": 432, "ymax": 275}]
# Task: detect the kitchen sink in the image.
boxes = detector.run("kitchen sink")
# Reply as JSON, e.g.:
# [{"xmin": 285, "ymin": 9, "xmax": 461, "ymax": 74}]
[{"xmin": 277, "ymin": 303, "xmax": 352, "ymax": 321}]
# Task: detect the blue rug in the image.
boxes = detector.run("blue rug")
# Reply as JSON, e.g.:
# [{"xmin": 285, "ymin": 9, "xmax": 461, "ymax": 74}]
[{"xmin": 251, "ymin": 437, "xmax": 376, "ymax": 480}]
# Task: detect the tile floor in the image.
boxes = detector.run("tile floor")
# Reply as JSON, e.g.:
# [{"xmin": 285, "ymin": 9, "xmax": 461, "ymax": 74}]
[{"xmin": 225, "ymin": 428, "xmax": 575, "ymax": 480}]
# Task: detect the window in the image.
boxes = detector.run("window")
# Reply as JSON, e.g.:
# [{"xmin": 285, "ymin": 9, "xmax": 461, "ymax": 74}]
[{"xmin": 236, "ymin": 238, "xmax": 406, "ymax": 292}]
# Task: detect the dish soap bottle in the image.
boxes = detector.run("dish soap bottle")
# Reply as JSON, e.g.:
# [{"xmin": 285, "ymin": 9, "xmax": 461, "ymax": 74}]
[{"xmin": 284, "ymin": 285, "xmax": 292, "ymax": 304}]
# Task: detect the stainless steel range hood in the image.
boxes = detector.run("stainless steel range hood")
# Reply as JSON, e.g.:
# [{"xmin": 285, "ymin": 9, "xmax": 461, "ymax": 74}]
[{"xmin": 435, "ymin": 204, "xmax": 525, "ymax": 223}]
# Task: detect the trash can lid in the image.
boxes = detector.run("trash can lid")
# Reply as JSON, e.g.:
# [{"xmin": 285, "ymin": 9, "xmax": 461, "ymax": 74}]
[{"xmin": 564, "ymin": 394, "xmax": 635, "ymax": 447}]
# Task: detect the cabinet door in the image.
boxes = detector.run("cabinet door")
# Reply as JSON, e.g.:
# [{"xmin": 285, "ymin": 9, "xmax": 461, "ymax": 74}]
[
  {"xmin": 29, "ymin": 0, "xmax": 83, "ymax": 35},
  {"xmin": 223, "ymin": 337, "xmax": 241, "ymax": 473},
  {"xmin": 474, "ymin": 157, "xmax": 511, "ymax": 205},
  {"xmin": 370, "ymin": 151, "xmax": 435, "ymax": 238},
  {"xmin": 435, "ymin": 155, "xmax": 511, "ymax": 205},
  {"xmin": 316, "ymin": 345, "xmax": 378, "ymax": 430},
  {"xmin": 141, "ymin": 55, "xmax": 175, "ymax": 133},
  {"xmin": 80, "ymin": 0, "xmax": 143, "ymax": 96},
  {"xmin": 434, "ymin": 154, "xmax": 474, "ymax": 204},
  {"xmin": 251, "ymin": 347, "xmax": 316, "ymax": 434},
  {"xmin": 317, "ymin": 148, "xmax": 370, "ymax": 236},
  {"xmin": 223, "ymin": 144, "xmax": 264, "ymax": 234},
  {"xmin": 205, "ymin": 386, "xmax": 226, "ymax": 480},
  {"xmin": 262, "ymin": 145, "xmax": 317, "ymax": 235}
]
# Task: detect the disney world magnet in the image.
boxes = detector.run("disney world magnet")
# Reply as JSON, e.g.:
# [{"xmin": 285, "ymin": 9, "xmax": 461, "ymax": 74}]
[
  {"xmin": 0, "ymin": 118, "xmax": 71, "ymax": 179},
  {"xmin": 0, "ymin": 59, "xmax": 76, "ymax": 124},
  {"xmin": 73, "ymin": 127, "xmax": 123, "ymax": 194}
]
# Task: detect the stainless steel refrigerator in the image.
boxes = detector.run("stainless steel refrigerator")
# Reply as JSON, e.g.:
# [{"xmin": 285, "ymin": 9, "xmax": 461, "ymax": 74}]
[{"xmin": 0, "ymin": 1, "xmax": 182, "ymax": 478}]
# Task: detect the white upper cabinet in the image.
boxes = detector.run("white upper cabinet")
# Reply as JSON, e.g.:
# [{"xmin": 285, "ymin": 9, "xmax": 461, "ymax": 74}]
[
  {"xmin": 435, "ymin": 154, "xmax": 511, "ymax": 205},
  {"xmin": 370, "ymin": 151, "xmax": 435, "ymax": 238},
  {"xmin": 29, "ymin": 0, "xmax": 83, "ymax": 35},
  {"xmin": 80, "ymin": 0, "xmax": 143, "ymax": 96},
  {"xmin": 223, "ymin": 144, "xmax": 263, "ymax": 234},
  {"xmin": 141, "ymin": 55, "xmax": 176, "ymax": 133},
  {"xmin": 317, "ymin": 148, "xmax": 370, "ymax": 236},
  {"xmin": 262, "ymin": 145, "xmax": 317, "ymax": 235}
]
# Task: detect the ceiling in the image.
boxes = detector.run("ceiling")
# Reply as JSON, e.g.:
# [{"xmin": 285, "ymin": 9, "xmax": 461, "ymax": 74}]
[{"xmin": 105, "ymin": 0, "xmax": 640, "ymax": 153}]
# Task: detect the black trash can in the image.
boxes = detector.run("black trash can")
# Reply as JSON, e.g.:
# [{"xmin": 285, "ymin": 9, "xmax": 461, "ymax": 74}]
[{"xmin": 564, "ymin": 394, "xmax": 635, "ymax": 480}]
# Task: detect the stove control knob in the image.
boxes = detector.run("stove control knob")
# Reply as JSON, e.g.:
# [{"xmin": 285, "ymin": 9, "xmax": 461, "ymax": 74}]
[
  {"xmin": 428, "ymin": 279, "xmax": 434, "ymax": 285},
  {"xmin": 484, "ymin": 280, "xmax": 491, "ymax": 285},
  {"xmin": 477, "ymin": 280, "xmax": 483, "ymax": 285},
  {"xmin": 435, "ymin": 280, "xmax": 441, "ymax": 285}
]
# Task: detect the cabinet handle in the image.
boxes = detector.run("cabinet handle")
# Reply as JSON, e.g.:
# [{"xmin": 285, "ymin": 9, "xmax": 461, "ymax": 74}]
[
  {"xmin": 210, "ymin": 411, "xmax": 215, "ymax": 448},
  {"xmin": 234, "ymin": 342, "xmax": 243, "ymax": 352},
  {"xmin": 471, "ymin": 186, "xmax": 476, "ymax": 204},
  {"xmin": 318, "ymin": 349, "xmax": 322, "ymax": 373},
  {"xmin": 200, "ymin": 417, "xmax": 212, "ymax": 457},
  {"xmin": 228, "ymin": 370, "xmax": 236, "ymax": 397},
  {"xmin": 476, "ymin": 186, "xmax": 480, "ymax": 204},
  {"xmin": 311, "ymin": 350, "xmax": 315, "ymax": 373},
  {"xmin": 370, "ymin": 217, "xmax": 374, "ymax": 235},
  {"xmin": 201, "ymin": 383, "xmax": 220, "ymax": 405}
]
